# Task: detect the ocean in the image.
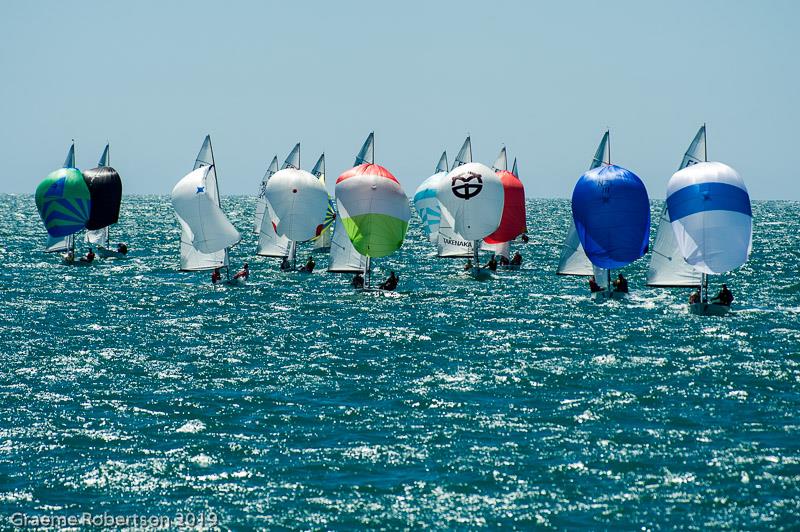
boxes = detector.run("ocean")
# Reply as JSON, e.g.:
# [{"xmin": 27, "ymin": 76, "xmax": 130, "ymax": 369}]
[{"xmin": 1, "ymin": 195, "xmax": 799, "ymax": 528}]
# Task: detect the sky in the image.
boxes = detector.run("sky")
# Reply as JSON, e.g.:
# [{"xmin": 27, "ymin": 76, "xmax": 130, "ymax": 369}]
[{"xmin": 1, "ymin": 0, "xmax": 797, "ymax": 199}]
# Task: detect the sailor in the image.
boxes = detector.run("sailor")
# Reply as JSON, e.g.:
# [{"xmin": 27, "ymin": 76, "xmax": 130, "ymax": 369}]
[
  {"xmin": 485, "ymin": 255, "xmax": 498, "ymax": 271},
  {"xmin": 63, "ymin": 251, "xmax": 75, "ymax": 263},
  {"xmin": 499, "ymin": 255, "xmax": 510, "ymax": 267},
  {"xmin": 613, "ymin": 273, "xmax": 629, "ymax": 293},
  {"xmin": 712, "ymin": 283, "xmax": 734, "ymax": 306},
  {"xmin": 463, "ymin": 259, "xmax": 473, "ymax": 271},
  {"xmin": 380, "ymin": 271, "xmax": 398, "ymax": 291},
  {"xmin": 510, "ymin": 251, "xmax": 522, "ymax": 266},
  {"xmin": 299, "ymin": 256, "xmax": 315, "ymax": 273},
  {"xmin": 352, "ymin": 272, "xmax": 365, "ymax": 289},
  {"xmin": 689, "ymin": 288, "xmax": 701, "ymax": 304},
  {"xmin": 588, "ymin": 276, "xmax": 603, "ymax": 293},
  {"xmin": 117, "ymin": 242, "xmax": 128, "ymax": 255},
  {"xmin": 280, "ymin": 256, "xmax": 292, "ymax": 271},
  {"xmin": 79, "ymin": 248, "xmax": 95, "ymax": 263},
  {"xmin": 211, "ymin": 267, "xmax": 222, "ymax": 285},
  {"xmin": 520, "ymin": 234, "xmax": 530, "ymax": 244},
  {"xmin": 233, "ymin": 262, "xmax": 249, "ymax": 281}
]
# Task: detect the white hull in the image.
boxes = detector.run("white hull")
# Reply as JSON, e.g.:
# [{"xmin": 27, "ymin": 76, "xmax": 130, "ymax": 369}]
[
  {"xmin": 593, "ymin": 289, "xmax": 627, "ymax": 302},
  {"xmin": 689, "ymin": 302, "xmax": 730, "ymax": 316}
]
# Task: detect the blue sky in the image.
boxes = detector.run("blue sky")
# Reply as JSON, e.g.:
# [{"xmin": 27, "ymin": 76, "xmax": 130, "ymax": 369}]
[{"xmin": 1, "ymin": 0, "xmax": 797, "ymax": 199}]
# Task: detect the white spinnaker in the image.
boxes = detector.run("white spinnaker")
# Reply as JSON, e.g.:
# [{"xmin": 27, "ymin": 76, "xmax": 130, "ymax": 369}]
[
  {"xmin": 265, "ymin": 168, "xmax": 329, "ymax": 242},
  {"xmin": 667, "ymin": 161, "xmax": 752, "ymax": 275},
  {"xmin": 436, "ymin": 162, "xmax": 503, "ymax": 241},
  {"xmin": 328, "ymin": 198, "xmax": 367, "ymax": 272},
  {"xmin": 557, "ymin": 131, "xmax": 609, "ymax": 275},
  {"xmin": 172, "ymin": 166, "xmax": 241, "ymax": 270},
  {"xmin": 646, "ymin": 126, "xmax": 706, "ymax": 286},
  {"xmin": 254, "ymin": 156, "xmax": 278, "ymax": 233},
  {"xmin": 437, "ymin": 208, "xmax": 473, "ymax": 258}
]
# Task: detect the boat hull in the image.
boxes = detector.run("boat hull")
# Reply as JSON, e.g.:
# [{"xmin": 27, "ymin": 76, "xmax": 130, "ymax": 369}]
[
  {"xmin": 593, "ymin": 289, "xmax": 627, "ymax": 302},
  {"xmin": 689, "ymin": 302, "xmax": 730, "ymax": 316}
]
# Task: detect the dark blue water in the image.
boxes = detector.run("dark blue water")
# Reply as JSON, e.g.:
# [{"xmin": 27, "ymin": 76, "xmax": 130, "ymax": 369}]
[{"xmin": 1, "ymin": 196, "xmax": 798, "ymax": 529}]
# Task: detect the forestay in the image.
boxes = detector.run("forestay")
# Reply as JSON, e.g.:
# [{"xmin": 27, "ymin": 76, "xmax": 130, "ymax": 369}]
[{"xmin": 666, "ymin": 161, "xmax": 752, "ymax": 274}]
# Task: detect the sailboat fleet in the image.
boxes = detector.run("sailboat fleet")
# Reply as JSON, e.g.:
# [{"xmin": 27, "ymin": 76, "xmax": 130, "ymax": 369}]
[{"xmin": 34, "ymin": 127, "xmax": 753, "ymax": 314}]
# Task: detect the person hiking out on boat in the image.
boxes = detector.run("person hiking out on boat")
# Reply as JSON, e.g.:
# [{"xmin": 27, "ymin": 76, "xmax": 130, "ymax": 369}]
[
  {"xmin": 463, "ymin": 259, "xmax": 473, "ymax": 271},
  {"xmin": 280, "ymin": 256, "xmax": 292, "ymax": 271},
  {"xmin": 484, "ymin": 255, "xmax": 498, "ymax": 271},
  {"xmin": 613, "ymin": 273, "xmax": 629, "ymax": 293},
  {"xmin": 689, "ymin": 288, "xmax": 701, "ymax": 304},
  {"xmin": 520, "ymin": 233, "xmax": 530, "ymax": 243},
  {"xmin": 211, "ymin": 267, "xmax": 222, "ymax": 285},
  {"xmin": 499, "ymin": 255, "xmax": 510, "ymax": 267},
  {"xmin": 712, "ymin": 283, "xmax": 733, "ymax": 306},
  {"xmin": 380, "ymin": 271, "xmax": 398, "ymax": 291},
  {"xmin": 352, "ymin": 272, "xmax": 364, "ymax": 289},
  {"xmin": 510, "ymin": 251, "xmax": 522, "ymax": 266},
  {"xmin": 299, "ymin": 256, "xmax": 315, "ymax": 273},
  {"xmin": 80, "ymin": 248, "xmax": 95, "ymax": 263},
  {"xmin": 116, "ymin": 243, "xmax": 128, "ymax": 255},
  {"xmin": 233, "ymin": 262, "xmax": 249, "ymax": 281},
  {"xmin": 588, "ymin": 276, "xmax": 603, "ymax": 293}
]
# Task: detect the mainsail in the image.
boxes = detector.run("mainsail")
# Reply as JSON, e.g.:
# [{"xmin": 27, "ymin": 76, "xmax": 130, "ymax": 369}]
[
  {"xmin": 328, "ymin": 198, "xmax": 367, "ymax": 272},
  {"xmin": 666, "ymin": 161, "xmax": 751, "ymax": 275},
  {"xmin": 311, "ymin": 153, "xmax": 334, "ymax": 252},
  {"xmin": 571, "ymin": 164, "xmax": 650, "ymax": 270},
  {"xmin": 282, "ymin": 142, "xmax": 300, "ymax": 170},
  {"xmin": 452, "ymin": 136, "xmax": 472, "ymax": 170},
  {"xmin": 492, "ymin": 147, "xmax": 508, "ymax": 172},
  {"xmin": 511, "ymin": 158, "xmax": 518, "ymax": 178},
  {"xmin": 173, "ymin": 135, "xmax": 240, "ymax": 271},
  {"xmin": 354, "ymin": 132, "xmax": 374, "ymax": 166},
  {"xmin": 254, "ymin": 155, "xmax": 278, "ymax": 233},
  {"xmin": 557, "ymin": 131, "xmax": 609, "ymax": 275},
  {"xmin": 646, "ymin": 126, "xmax": 706, "ymax": 286},
  {"xmin": 255, "ymin": 156, "xmax": 290, "ymax": 257},
  {"xmin": 63, "ymin": 142, "xmax": 76, "ymax": 169},
  {"xmin": 413, "ymin": 151, "xmax": 448, "ymax": 244}
]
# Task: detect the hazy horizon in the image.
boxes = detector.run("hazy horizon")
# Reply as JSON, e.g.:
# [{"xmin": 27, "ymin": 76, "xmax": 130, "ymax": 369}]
[{"xmin": 2, "ymin": 1, "xmax": 797, "ymax": 200}]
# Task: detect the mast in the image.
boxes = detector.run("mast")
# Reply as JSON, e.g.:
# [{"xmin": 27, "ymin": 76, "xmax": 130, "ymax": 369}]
[
  {"xmin": 207, "ymin": 135, "xmax": 230, "ymax": 279},
  {"xmin": 606, "ymin": 129, "xmax": 611, "ymax": 164}
]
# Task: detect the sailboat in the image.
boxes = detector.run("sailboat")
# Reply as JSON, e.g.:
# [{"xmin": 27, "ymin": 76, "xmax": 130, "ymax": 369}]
[
  {"xmin": 311, "ymin": 153, "xmax": 335, "ymax": 253},
  {"xmin": 84, "ymin": 144, "xmax": 125, "ymax": 258},
  {"xmin": 335, "ymin": 132, "xmax": 411, "ymax": 290},
  {"xmin": 666, "ymin": 154, "xmax": 752, "ymax": 316},
  {"xmin": 646, "ymin": 126, "xmax": 706, "ymax": 288},
  {"xmin": 436, "ymin": 136, "xmax": 476, "ymax": 258},
  {"xmin": 171, "ymin": 135, "xmax": 241, "ymax": 280},
  {"xmin": 413, "ymin": 150, "xmax": 448, "ymax": 244},
  {"xmin": 570, "ymin": 149, "xmax": 651, "ymax": 301},
  {"xmin": 265, "ymin": 143, "xmax": 329, "ymax": 271},
  {"xmin": 255, "ymin": 155, "xmax": 291, "ymax": 259},
  {"xmin": 557, "ymin": 131, "xmax": 610, "ymax": 282},
  {"xmin": 327, "ymin": 135, "xmax": 372, "ymax": 275},
  {"xmin": 436, "ymin": 138, "xmax": 505, "ymax": 279},
  {"xmin": 482, "ymin": 147, "xmax": 526, "ymax": 266},
  {"xmin": 36, "ymin": 141, "xmax": 91, "ymax": 263}
]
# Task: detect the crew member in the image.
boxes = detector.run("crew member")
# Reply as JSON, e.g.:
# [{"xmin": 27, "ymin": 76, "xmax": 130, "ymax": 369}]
[
  {"xmin": 233, "ymin": 262, "xmax": 249, "ymax": 281},
  {"xmin": 613, "ymin": 273, "xmax": 629, "ymax": 293},
  {"xmin": 380, "ymin": 271, "xmax": 398, "ymax": 291}
]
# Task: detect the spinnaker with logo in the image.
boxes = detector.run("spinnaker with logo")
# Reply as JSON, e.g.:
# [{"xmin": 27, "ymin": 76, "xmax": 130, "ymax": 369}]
[
  {"xmin": 571, "ymin": 159, "xmax": 651, "ymax": 301},
  {"xmin": 311, "ymin": 153, "xmax": 335, "ymax": 253},
  {"xmin": 436, "ymin": 136, "xmax": 475, "ymax": 258},
  {"xmin": 436, "ymin": 140, "xmax": 504, "ymax": 279},
  {"xmin": 413, "ymin": 150, "xmax": 448, "ymax": 245},
  {"xmin": 265, "ymin": 143, "xmax": 329, "ymax": 271},
  {"xmin": 482, "ymin": 147, "xmax": 526, "ymax": 266},
  {"xmin": 666, "ymin": 158, "xmax": 752, "ymax": 315},
  {"xmin": 171, "ymin": 135, "xmax": 241, "ymax": 278},
  {"xmin": 335, "ymin": 133, "xmax": 411, "ymax": 290},
  {"xmin": 83, "ymin": 143, "xmax": 126, "ymax": 258},
  {"xmin": 36, "ymin": 141, "xmax": 91, "ymax": 262},
  {"xmin": 557, "ymin": 131, "xmax": 610, "ymax": 282},
  {"xmin": 646, "ymin": 126, "xmax": 706, "ymax": 288}
]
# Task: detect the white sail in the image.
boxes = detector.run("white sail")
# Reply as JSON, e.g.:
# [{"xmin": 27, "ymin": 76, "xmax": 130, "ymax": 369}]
[
  {"xmin": 327, "ymin": 198, "xmax": 367, "ymax": 272},
  {"xmin": 98, "ymin": 144, "xmax": 110, "ymax": 167},
  {"xmin": 265, "ymin": 168, "xmax": 329, "ymax": 242},
  {"xmin": 452, "ymin": 136, "xmax": 472, "ymax": 169},
  {"xmin": 46, "ymin": 234, "xmax": 74, "ymax": 253},
  {"xmin": 253, "ymin": 155, "xmax": 278, "ymax": 233},
  {"xmin": 481, "ymin": 240, "xmax": 510, "ymax": 259},
  {"xmin": 63, "ymin": 143, "xmax": 75, "ymax": 168},
  {"xmin": 256, "ymin": 201, "xmax": 291, "ymax": 257},
  {"xmin": 436, "ymin": 151, "xmax": 448, "ymax": 173},
  {"xmin": 85, "ymin": 227, "xmax": 109, "ymax": 247},
  {"xmin": 312, "ymin": 153, "xmax": 333, "ymax": 252},
  {"xmin": 354, "ymin": 132, "xmax": 374, "ymax": 165},
  {"xmin": 437, "ymin": 209, "xmax": 473, "ymax": 258},
  {"xmin": 492, "ymin": 147, "xmax": 507, "ymax": 172},
  {"xmin": 556, "ymin": 131, "xmax": 609, "ymax": 275},
  {"xmin": 511, "ymin": 157, "xmax": 518, "ymax": 177},
  {"xmin": 647, "ymin": 126, "xmax": 706, "ymax": 286},
  {"xmin": 282, "ymin": 143, "xmax": 300, "ymax": 170},
  {"xmin": 436, "ymin": 162, "xmax": 504, "ymax": 241}
]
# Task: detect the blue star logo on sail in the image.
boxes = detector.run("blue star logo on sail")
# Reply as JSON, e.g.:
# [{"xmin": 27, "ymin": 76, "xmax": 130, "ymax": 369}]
[{"xmin": 196, "ymin": 186, "xmax": 205, "ymax": 194}]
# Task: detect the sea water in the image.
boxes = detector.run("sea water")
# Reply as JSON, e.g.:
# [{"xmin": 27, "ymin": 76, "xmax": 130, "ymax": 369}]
[{"xmin": 0, "ymin": 195, "xmax": 798, "ymax": 528}]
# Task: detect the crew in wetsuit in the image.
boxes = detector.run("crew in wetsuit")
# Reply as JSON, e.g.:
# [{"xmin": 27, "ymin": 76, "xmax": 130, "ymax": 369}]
[
  {"xmin": 80, "ymin": 248, "xmax": 95, "ymax": 263},
  {"xmin": 712, "ymin": 283, "xmax": 734, "ymax": 306},
  {"xmin": 484, "ymin": 255, "xmax": 498, "ymax": 271},
  {"xmin": 352, "ymin": 272, "xmax": 364, "ymax": 289},
  {"xmin": 280, "ymin": 256, "xmax": 292, "ymax": 271},
  {"xmin": 589, "ymin": 276, "xmax": 603, "ymax": 293},
  {"xmin": 211, "ymin": 268, "xmax": 222, "ymax": 285},
  {"xmin": 510, "ymin": 252, "xmax": 522, "ymax": 266},
  {"xmin": 463, "ymin": 259, "xmax": 473, "ymax": 271},
  {"xmin": 299, "ymin": 256, "xmax": 315, "ymax": 273},
  {"xmin": 233, "ymin": 262, "xmax": 249, "ymax": 281},
  {"xmin": 499, "ymin": 255, "xmax": 510, "ymax": 267},
  {"xmin": 380, "ymin": 271, "xmax": 398, "ymax": 291},
  {"xmin": 613, "ymin": 273, "xmax": 629, "ymax": 293},
  {"xmin": 117, "ymin": 243, "xmax": 128, "ymax": 255}
]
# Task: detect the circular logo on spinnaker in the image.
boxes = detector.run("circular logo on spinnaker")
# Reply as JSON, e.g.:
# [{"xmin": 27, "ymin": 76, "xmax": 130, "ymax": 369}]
[{"xmin": 451, "ymin": 171, "xmax": 483, "ymax": 199}]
